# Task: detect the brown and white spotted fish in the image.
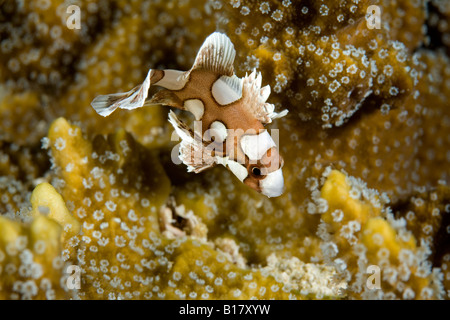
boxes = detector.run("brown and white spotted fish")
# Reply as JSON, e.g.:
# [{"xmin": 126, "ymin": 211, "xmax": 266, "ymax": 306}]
[{"xmin": 91, "ymin": 32, "xmax": 288, "ymax": 197}]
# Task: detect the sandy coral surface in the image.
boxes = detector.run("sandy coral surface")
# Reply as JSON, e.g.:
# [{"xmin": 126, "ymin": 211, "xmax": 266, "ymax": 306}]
[{"xmin": 0, "ymin": 0, "xmax": 449, "ymax": 300}]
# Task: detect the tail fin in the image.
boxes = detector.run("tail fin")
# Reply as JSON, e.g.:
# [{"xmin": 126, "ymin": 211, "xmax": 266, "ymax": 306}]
[{"xmin": 91, "ymin": 69, "xmax": 152, "ymax": 117}]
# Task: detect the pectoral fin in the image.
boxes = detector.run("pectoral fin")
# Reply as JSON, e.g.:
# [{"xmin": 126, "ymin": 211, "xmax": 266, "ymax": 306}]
[
  {"xmin": 168, "ymin": 111, "xmax": 216, "ymax": 173},
  {"xmin": 144, "ymin": 90, "xmax": 184, "ymax": 109}
]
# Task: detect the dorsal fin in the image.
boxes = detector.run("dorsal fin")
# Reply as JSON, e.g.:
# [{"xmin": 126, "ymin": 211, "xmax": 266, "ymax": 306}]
[
  {"xmin": 241, "ymin": 70, "xmax": 289, "ymax": 124},
  {"xmin": 191, "ymin": 32, "xmax": 236, "ymax": 76}
]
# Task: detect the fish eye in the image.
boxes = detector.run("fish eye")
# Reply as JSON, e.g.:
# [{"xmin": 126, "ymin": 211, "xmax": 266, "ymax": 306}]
[{"xmin": 251, "ymin": 167, "xmax": 262, "ymax": 176}]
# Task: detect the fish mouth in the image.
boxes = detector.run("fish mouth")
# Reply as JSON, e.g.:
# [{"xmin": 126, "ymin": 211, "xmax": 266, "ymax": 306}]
[{"xmin": 260, "ymin": 168, "xmax": 284, "ymax": 198}]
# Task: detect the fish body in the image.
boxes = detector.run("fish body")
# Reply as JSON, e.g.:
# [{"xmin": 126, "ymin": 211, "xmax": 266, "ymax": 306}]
[{"xmin": 91, "ymin": 32, "xmax": 288, "ymax": 197}]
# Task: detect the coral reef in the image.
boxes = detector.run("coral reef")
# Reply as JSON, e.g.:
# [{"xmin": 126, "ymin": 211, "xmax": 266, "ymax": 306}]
[
  {"xmin": 2, "ymin": 118, "xmax": 345, "ymax": 300},
  {"xmin": 218, "ymin": 0, "xmax": 424, "ymax": 127},
  {"xmin": 0, "ymin": 0, "xmax": 449, "ymax": 300},
  {"xmin": 316, "ymin": 169, "xmax": 445, "ymax": 299},
  {"xmin": 0, "ymin": 182, "xmax": 79, "ymax": 299}
]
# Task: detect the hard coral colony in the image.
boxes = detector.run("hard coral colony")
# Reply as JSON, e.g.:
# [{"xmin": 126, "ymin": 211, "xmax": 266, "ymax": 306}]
[{"xmin": 0, "ymin": 0, "xmax": 449, "ymax": 301}]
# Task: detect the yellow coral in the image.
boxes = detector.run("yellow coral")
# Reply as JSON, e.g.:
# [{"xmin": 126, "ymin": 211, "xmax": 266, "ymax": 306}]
[
  {"xmin": 318, "ymin": 169, "xmax": 444, "ymax": 299},
  {"xmin": 321, "ymin": 170, "xmax": 381, "ymax": 225},
  {"xmin": 0, "ymin": 182, "xmax": 78, "ymax": 299},
  {"xmin": 217, "ymin": 0, "xmax": 419, "ymax": 127},
  {"xmin": 3, "ymin": 117, "xmax": 342, "ymax": 300},
  {"xmin": 30, "ymin": 183, "xmax": 81, "ymax": 242}
]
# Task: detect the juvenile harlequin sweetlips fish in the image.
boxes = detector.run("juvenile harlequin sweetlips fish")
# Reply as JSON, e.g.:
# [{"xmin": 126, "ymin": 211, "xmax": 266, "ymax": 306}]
[{"xmin": 91, "ymin": 32, "xmax": 288, "ymax": 197}]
